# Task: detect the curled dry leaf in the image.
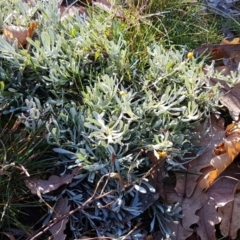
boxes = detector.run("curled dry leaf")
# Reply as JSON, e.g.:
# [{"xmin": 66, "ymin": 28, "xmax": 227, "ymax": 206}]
[
  {"xmin": 195, "ymin": 176, "xmax": 240, "ymax": 239},
  {"xmin": 25, "ymin": 168, "xmax": 78, "ymax": 194},
  {"xmin": 195, "ymin": 198, "xmax": 220, "ymax": 240},
  {"xmin": 175, "ymin": 115, "xmax": 225, "ymax": 198},
  {"xmin": 3, "ymin": 25, "xmax": 29, "ymax": 47},
  {"xmin": 3, "ymin": 21, "xmax": 38, "ymax": 48}
]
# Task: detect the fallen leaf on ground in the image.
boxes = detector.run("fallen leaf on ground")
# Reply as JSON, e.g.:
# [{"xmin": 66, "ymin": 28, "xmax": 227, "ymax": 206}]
[
  {"xmin": 25, "ymin": 169, "xmax": 78, "ymax": 194},
  {"xmin": 205, "ymin": 77, "xmax": 240, "ymax": 120},
  {"xmin": 49, "ymin": 197, "xmax": 70, "ymax": 240},
  {"xmin": 3, "ymin": 22, "xmax": 38, "ymax": 48},
  {"xmin": 193, "ymin": 44, "xmax": 240, "ymax": 62},
  {"xmin": 204, "ymin": 176, "xmax": 240, "ymax": 239},
  {"xmin": 195, "ymin": 197, "xmax": 220, "ymax": 240},
  {"xmin": 219, "ymin": 82, "xmax": 240, "ymax": 121},
  {"xmin": 147, "ymin": 150, "xmax": 166, "ymax": 199},
  {"xmin": 221, "ymin": 37, "xmax": 240, "ymax": 45},
  {"xmin": 175, "ymin": 115, "xmax": 225, "ymax": 198},
  {"xmin": 165, "ymin": 118, "xmax": 240, "ymax": 239}
]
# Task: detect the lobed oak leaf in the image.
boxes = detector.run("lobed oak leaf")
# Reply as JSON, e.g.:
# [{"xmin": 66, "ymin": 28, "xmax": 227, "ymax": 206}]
[
  {"xmin": 165, "ymin": 182, "xmax": 208, "ymax": 239},
  {"xmin": 219, "ymin": 192, "xmax": 240, "ymax": 238},
  {"xmin": 165, "ymin": 119, "xmax": 240, "ymax": 239},
  {"xmin": 195, "ymin": 198, "xmax": 220, "ymax": 240},
  {"xmin": 204, "ymin": 177, "xmax": 240, "ymax": 239},
  {"xmin": 175, "ymin": 115, "xmax": 225, "ymax": 198}
]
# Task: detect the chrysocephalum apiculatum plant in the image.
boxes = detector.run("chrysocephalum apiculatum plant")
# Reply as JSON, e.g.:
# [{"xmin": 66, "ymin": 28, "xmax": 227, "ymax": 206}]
[{"xmin": 0, "ymin": 0, "xmax": 228, "ymax": 238}]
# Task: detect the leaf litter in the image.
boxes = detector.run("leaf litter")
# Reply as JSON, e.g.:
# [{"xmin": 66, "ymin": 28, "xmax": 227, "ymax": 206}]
[{"xmin": 162, "ymin": 115, "xmax": 240, "ymax": 239}]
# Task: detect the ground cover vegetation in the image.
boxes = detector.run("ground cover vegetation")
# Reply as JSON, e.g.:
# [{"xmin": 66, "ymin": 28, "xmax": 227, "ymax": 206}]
[{"xmin": 1, "ymin": 0, "xmax": 240, "ymax": 239}]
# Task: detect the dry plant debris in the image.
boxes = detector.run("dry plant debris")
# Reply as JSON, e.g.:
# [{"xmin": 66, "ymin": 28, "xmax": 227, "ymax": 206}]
[
  {"xmin": 24, "ymin": 169, "xmax": 78, "ymax": 195},
  {"xmin": 49, "ymin": 197, "xmax": 70, "ymax": 240},
  {"xmin": 156, "ymin": 117, "xmax": 240, "ymax": 239}
]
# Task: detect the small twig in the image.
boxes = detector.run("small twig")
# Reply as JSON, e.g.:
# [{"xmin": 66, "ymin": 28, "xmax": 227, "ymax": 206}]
[
  {"xmin": 122, "ymin": 222, "xmax": 142, "ymax": 240},
  {"xmin": 27, "ymin": 160, "xmax": 159, "ymax": 239}
]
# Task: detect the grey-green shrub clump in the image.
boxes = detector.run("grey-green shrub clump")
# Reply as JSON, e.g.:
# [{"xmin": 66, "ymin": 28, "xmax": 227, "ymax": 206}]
[
  {"xmin": 0, "ymin": 0, "xmax": 223, "ymax": 239},
  {"xmin": 44, "ymin": 58, "xmax": 220, "ymax": 238}
]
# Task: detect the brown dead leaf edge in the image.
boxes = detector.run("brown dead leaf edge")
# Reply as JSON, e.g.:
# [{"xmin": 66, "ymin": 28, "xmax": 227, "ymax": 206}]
[
  {"xmin": 24, "ymin": 169, "xmax": 78, "ymax": 240},
  {"xmin": 160, "ymin": 117, "xmax": 240, "ymax": 240}
]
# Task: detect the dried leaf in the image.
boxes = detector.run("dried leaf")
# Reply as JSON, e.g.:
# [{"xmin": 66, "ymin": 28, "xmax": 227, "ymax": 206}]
[
  {"xmin": 163, "ymin": 117, "xmax": 226, "ymax": 238},
  {"xmin": 219, "ymin": 82, "xmax": 240, "ymax": 121},
  {"xmin": 49, "ymin": 197, "xmax": 70, "ymax": 240},
  {"xmin": 193, "ymin": 44, "xmax": 240, "ymax": 62},
  {"xmin": 27, "ymin": 21, "xmax": 38, "ymax": 38},
  {"xmin": 195, "ymin": 121, "xmax": 240, "ymax": 193},
  {"xmin": 165, "ymin": 119, "xmax": 240, "ymax": 239},
  {"xmin": 221, "ymin": 37, "xmax": 240, "ymax": 45},
  {"xmin": 175, "ymin": 115, "xmax": 225, "ymax": 198},
  {"xmin": 25, "ymin": 172, "xmax": 75, "ymax": 194},
  {"xmin": 205, "ymin": 77, "xmax": 231, "ymax": 93},
  {"xmin": 213, "ymin": 66, "xmax": 231, "ymax": 76},
  {"xmin": 147, "ymin": 150, "xmax": 166, "ymax": 199},
  {"xmin": 219, "ymin": 191, "xmax": 240, "ymax": 238},
  {"xmin": 205, "ymin": 78, "xmax": 240, "ymax": 121},
  {"xmin": 204, "ymin": 177, "xmax": 240, "ymax": 239},
  {"xmin": 195, "ymin": 198, "xmax": 220, "ymax": 240},
  {"xmin": 3, "ymin": 21, "xmax": 38, "ymax": 48},
  {"xmin": 3, "ymin": 25, "xmax": 29, "ymax": 47}
]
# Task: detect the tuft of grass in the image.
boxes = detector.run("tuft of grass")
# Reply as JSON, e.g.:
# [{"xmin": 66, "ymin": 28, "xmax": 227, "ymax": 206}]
[{"xmin": 0, "ymin": 114, "xmax": 56, "ymax": 236}]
